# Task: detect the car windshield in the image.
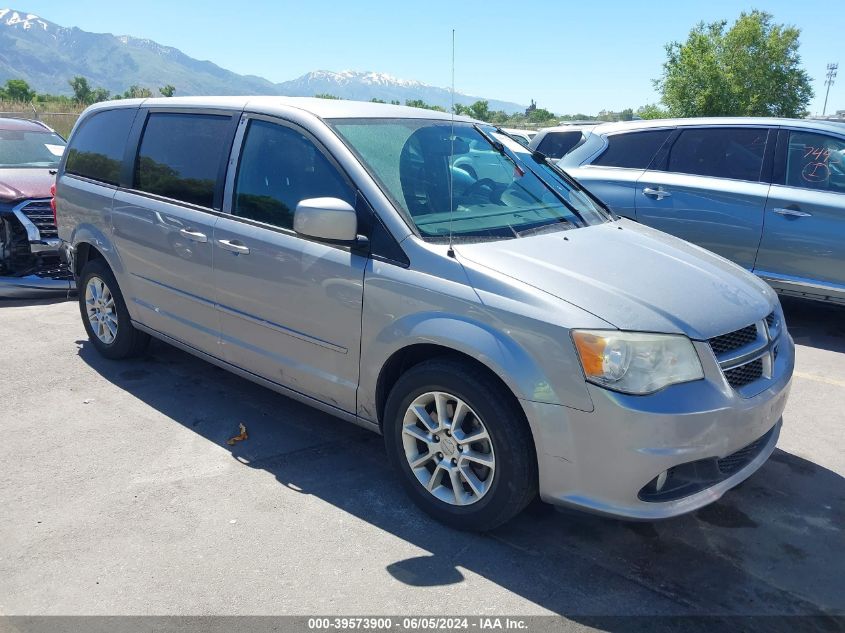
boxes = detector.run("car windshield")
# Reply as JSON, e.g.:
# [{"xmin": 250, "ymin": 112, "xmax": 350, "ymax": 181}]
[
  {"xmin": 0, "ymin": 128, "xmax": 66, "ymax": 168},
  {"xmin": 329, "ymin": 119, "xmax": 609, "ymax": 241}
]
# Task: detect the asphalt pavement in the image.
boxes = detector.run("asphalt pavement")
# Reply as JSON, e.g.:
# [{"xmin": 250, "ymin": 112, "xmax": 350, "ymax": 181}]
[{"xmin": 0, "ymin": 296, "xmax": 842, "ymax": 629}]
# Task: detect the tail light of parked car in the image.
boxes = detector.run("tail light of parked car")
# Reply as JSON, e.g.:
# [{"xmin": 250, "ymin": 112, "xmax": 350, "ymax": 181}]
[{"xmin": 50, "ymin": 183, "xmax": 57, "ymax": 227}]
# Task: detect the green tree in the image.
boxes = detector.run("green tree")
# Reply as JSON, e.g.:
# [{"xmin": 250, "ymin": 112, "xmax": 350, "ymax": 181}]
[
  {"xmin": 2, "ymin": 79, "xmax": 35, "ymax": 102},
  {"xmin": 123, "ymin": 85, "xmax": 153, "ymax": 99},
  {"xmin": 69, "ymin": 76, "xmax": 91, "ymax": 104},
  {"xmin": 89, "ymin": 87, "xmax": 111, "ymax": 103},
  {"xmin": 159, "ymin": 84, "xmax": 176, "ymax": 97},
  {"xmin": 467, "ymin": 100, "xmax": 490, "ymax": 121},
  {"xmin": 527, "ymin": 107, "xmax": 555, "ymax": 123},
  {"xmin": 405, "ymin": 98, "xmax": 445, "ymax": 112},
  {"xmin": 314, "ymin": 93, "xmax": 340, "ymax": 99},
  {"xmin": 636, "ymin": 103, "xmax": 669, "ymax": 119},
  {"xmin": 655, "ymin": 10, "xmax": 813, "ymax": 117}
]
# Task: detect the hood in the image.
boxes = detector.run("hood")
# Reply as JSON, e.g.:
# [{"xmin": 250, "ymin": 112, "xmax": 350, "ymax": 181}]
[
  {"xmin": 0, "ymin": 168, "xmax": 55, "ymax": 203},
  {"xmin": 456, "ymin": 219, "xmax": 777, "ymax": 340}
]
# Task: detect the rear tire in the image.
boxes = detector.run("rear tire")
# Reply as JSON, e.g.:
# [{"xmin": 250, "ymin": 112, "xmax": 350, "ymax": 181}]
[
  {"xmin": 384, "ymin": 358, "xmax": 537, "ymax": 531},
  {"xmin": 78, "ymin": 258, "xmax": 150, "ymax": 360}
]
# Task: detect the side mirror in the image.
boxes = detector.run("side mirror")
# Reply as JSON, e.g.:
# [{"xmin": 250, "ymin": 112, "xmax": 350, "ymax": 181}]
[{"xmin": 294, "ymin": 197, "xmax": 358, "ymax": 243}]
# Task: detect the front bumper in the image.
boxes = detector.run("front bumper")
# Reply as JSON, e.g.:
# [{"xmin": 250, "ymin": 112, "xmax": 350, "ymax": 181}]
[
  {"xmin": 0, "ymin": 270, "xmax": 74, "ymax": 298},
  {"xmin": 522, "ymin": 333, "xmax": 795, "ymax": 520}
]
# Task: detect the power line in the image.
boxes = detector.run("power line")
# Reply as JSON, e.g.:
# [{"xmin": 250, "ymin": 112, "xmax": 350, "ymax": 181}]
[{"xmin": 823, "ymin": 62, "xmax": 838, "ymax": 116}]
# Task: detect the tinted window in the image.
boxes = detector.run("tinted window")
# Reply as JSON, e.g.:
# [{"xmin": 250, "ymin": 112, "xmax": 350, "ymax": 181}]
[
  {"xmin": 666, "ymin": 128, "xmax": 766, "ymax": 181},
  {"xmin": 536, "ymin": 131, "xmax": 583, "ymax": 159},
  {"xmin": 135, "ymin": 113, "xmax": 231, "ymax": 208},
  {"xmin": 784, "ymin": 131, "xmax": 845, "ymax": 194},
  {"xmin": 233, "ymin": 120, "xmax": 354, "ymax": 230},
  {"xmin": 593, "ymin": 130, "xmax": 671, "ymax": 168},
  {"xmin": 65, "ymin": 109, "xmax": 135, "ymax": 185}
]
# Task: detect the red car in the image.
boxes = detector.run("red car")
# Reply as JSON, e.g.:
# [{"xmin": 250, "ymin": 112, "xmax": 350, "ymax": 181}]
[{"xmin": 0, "ymin": 117, "xmax": 73, "ymax": 297}]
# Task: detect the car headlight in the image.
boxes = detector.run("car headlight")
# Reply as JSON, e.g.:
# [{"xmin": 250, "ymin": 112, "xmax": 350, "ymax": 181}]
[{"xmin": 572, "ymin": 330, "xmax": 704, "ymax": 395}]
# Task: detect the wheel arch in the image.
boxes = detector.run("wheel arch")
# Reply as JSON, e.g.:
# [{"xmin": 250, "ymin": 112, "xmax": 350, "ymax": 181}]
[{"xmin": 367, "ymin": 314, "xmax": 562, "ymax": 430}]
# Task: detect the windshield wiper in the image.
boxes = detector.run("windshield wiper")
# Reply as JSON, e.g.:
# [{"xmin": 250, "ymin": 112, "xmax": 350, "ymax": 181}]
[
  {"xmin": 514, "ymin": 217, "xmax": 575, "ymax": 238},
  {"xmin": 472, "ymin": 124, "xmax": 506, "ymax": 155}
]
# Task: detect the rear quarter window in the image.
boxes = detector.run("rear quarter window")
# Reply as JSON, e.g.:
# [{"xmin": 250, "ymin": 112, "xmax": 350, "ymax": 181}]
[
  {"xmin": 666, "ymin": 127, "xmax": 767, "ymax": 181},
  {"xmin": 592, "ymin": 130, "xmax": 673, "ymax": 169},
  {"xmin": 64, "ymin": 108, "xmax": 137, "ymax": 185},
  {"xmin": 536, "ymin": 131, "xmax": 584, "ymax": 159}
]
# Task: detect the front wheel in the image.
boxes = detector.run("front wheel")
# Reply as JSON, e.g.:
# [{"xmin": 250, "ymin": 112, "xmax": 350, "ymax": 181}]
[
  {"xmin": 78, "ymin": 258, "xmax": 150, "ymax": 360},
  {"xmin": 384, "ymin": 359, "xmax": 537, "ymax": 531}
]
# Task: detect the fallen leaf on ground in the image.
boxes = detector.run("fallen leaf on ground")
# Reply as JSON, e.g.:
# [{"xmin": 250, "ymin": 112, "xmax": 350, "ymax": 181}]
[{"xmin": 226, "ymin": 423, "xmax": 248, "ymax": 445}]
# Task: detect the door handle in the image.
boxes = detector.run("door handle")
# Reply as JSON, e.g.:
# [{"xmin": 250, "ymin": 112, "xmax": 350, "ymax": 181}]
[
  {"xmin": 643, "ymin": 187, "xmax": 671, "ymax": 200},
  {"xmin": 217, "ymin": 239, "xmax": 250, "ymax": 255},
  {"xmin": 178, "ymin": 228, "xmax": 208, "ymax": 243},
  {"xmin": 772, "ymin": 207, "xmax": 812, "ymax": 218}
]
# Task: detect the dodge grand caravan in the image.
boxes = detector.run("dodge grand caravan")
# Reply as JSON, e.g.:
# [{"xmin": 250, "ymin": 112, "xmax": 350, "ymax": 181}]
[{"xmin": 56, "ymin": 98, "xmax": 794, "ymax": 530}]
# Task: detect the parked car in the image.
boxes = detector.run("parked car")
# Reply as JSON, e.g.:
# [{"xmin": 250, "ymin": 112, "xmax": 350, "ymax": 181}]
[
  {"xmin": 499, "ymin": 127, "xmax": 536, "ymax": 147},
  {"xmin": 529, "ymin": 124, "xmax": 597, "ymax": 160},
  {"xmin": 57, "ymin": 98, "xmax": 793, "ymax": 530},
  {"xmin": 0, "ymin": 117, "xmax": 74, "ymax": 297},
  {"xmin": 560, "ymin": 117, "xmax": 845, "ymax": 304}
]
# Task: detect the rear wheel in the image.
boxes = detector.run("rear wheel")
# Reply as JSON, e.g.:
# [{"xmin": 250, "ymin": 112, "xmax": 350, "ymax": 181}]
[
  {"xmin": 78, "ymin": 258, "xmax": 149, "ymax": 359},
  {"xmin": 384, "ymin": 358, "xmax": 537, "ymax": 531}
]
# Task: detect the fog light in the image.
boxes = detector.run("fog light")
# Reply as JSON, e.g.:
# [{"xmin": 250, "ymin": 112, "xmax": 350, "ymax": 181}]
[{"xmin": 655, "ymin": 470, "xmax": 668, "ymax": 492}]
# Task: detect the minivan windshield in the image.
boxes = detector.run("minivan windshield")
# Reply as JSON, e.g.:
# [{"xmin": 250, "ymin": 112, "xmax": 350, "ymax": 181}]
[
  {"xmin": 0, "ymin": 129, "xmax": 66, "ymax": 168},
  {"xmin": 330, "ymin": 119, "xmax": 609, "ymax": 241}
]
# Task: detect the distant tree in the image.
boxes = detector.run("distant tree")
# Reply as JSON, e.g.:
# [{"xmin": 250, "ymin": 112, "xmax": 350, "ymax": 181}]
[
  {"xmin": 467, "ymin": 100, "xmax": 490, "ymax": 121},
  {"xmin": 656, "ymin": 10, "xmax": 813, "ymax": 117},
  {"xmin": 159, "ymin": 84, "xmax": 176, "ymax": 97},
  {"xmin": 315, "ymin": 93, "xmax": 341, "ymax": 99},
  {"xmin": 123, "ymin": 85, "xmax": 153, "ymax": 99},
  {"xmin": 89, "ymin": 87, "xmax": 111, "ymax": 103},
  {"xmin": 1, "ymin": 79, "xmax": 35, "ymax": 102},
  {"xmin": 620, "ymin": 107, "xmax": 634, "ymax": 121},
  {"xmin": 636, "ymin": 103, "xmax": 669, "ymax": 119},
  {"xmin": 527, "ymin": 107, "xmax": 555, "ymax": 123},
  {"xmin": 405, "ymin": 98, "xmax": 445, "ymax": 112},
  {"xmin": 69, "ymin": 76, "xmax": 92, "ymax": 104},
  {"xmin": 453, "ymin": 103, "xmax": 470, "ymax": 115},
  {"xmin": 370, "ymin": 98, "xmax": 385, "ymax": 103}
]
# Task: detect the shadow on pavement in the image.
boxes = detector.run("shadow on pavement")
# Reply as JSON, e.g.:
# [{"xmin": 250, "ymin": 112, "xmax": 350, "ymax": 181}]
[
  {"xmin": 74, "ymin": 309, "xmax": 845, "ymax": 629},
  {"xmin": 781, "ymin": 297, "xmax": 845, "ymax": 354}
]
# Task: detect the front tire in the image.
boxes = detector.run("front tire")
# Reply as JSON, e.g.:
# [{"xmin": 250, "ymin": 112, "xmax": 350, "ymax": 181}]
[
  {"xmin": 384, "ymin": 358, "xmax": 537, "ymax": 531},
  {"xmin": 78, "ymin": 259, "xmax": 150, "ymax": 360}
]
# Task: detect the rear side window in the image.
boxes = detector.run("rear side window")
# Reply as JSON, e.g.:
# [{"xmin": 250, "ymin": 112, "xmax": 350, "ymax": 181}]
[
  {"xmin": 592, "ymin": 130, "xmax": 672, "ymax": 169},
  {"xmin": 65, "ymin": 109, "xmax": 136, "ymax": 185},
  {"xmin": 666, "ymin": 128, "xmax": 767, "ymax": 181},
  {"xmin": 134, "ymin": 113, "xmax": 231, "ymax": 208},
  {"xmin": 784, "ymin": 131, "xmax": 845, "ymax": 194},
  {"xmin": 233, "ymin": 120, "xmax": 354, "ymax": 230},
  {"xmin": 536, "ymin": 131, "xmax": 583, "ymax": 159}
]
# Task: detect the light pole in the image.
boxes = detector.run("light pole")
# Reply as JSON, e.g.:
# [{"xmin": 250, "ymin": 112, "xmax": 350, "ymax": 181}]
[{"xmin": 823, "ymin": 63, "xmax": 838, "ymax": 116}]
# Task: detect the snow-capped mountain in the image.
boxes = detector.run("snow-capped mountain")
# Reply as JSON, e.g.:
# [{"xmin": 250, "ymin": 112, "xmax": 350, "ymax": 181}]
[
  {"xmin": 0, "ymin": 9, "xmax": 524, "ymax": 112},
  {"xmin": 276, "ymin": 70, "xmax": 524, "ymax": 113}
]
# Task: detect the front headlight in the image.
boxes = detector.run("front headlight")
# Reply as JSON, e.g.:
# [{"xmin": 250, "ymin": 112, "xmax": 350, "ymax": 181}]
[{"xmin": 572, "ymin": 330, "xmax": 704, "ymax": 395}]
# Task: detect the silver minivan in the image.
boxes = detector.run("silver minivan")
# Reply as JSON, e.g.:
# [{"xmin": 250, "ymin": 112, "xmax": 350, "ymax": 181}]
[
  {"xmin": 560, "ymin": 117, "xmax": 845, "ymax": 305},
  {"xmin": 57, "ymin": 98, "xmax": 794, "ymax": 530}
]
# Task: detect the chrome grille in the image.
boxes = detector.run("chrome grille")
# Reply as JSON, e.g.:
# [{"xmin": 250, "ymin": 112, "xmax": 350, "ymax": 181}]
[
  {"xmin": 20, "ymin": 199, "xmax": 57, "ymax": 239},
  {"xmin": 709, "ymin": 324, "xmax": 757, "ymax": 356},
  {"xmin": 709, "ymin": 311, "xmax": 779, "ymax": 395},
  {"xmin": 723, "ymin": 358, "xmax": 764, "ymax": 388}
]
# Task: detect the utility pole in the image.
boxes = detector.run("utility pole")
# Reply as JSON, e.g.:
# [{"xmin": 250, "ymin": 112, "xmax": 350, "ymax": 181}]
[{"xmin": 823, "ymin": 62, "xmax": 838, "ymax": 116}]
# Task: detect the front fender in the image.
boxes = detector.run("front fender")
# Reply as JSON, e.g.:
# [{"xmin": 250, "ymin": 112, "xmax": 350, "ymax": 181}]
[{"xmin": 357, "ymin": 311, "xmax": 564, "ymax": 423}]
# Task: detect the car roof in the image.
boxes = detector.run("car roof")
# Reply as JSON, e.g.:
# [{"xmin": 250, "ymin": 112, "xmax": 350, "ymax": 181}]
[
  {"xmin": 588, "ymin": 116, "xmax": 845, "ymax": 136},
  {"xmin": 85, "ymin": 96, "xmax": 477, "ymax": 123},
  {"xmin": 0, "ymin": 117, "xmax": 54, "ymax": 132}
]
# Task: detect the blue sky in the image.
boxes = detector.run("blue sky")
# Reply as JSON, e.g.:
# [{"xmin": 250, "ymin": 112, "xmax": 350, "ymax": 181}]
[{"xmin": 19, "ymin": 0, "xmax": 844, "ymax": 115}]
